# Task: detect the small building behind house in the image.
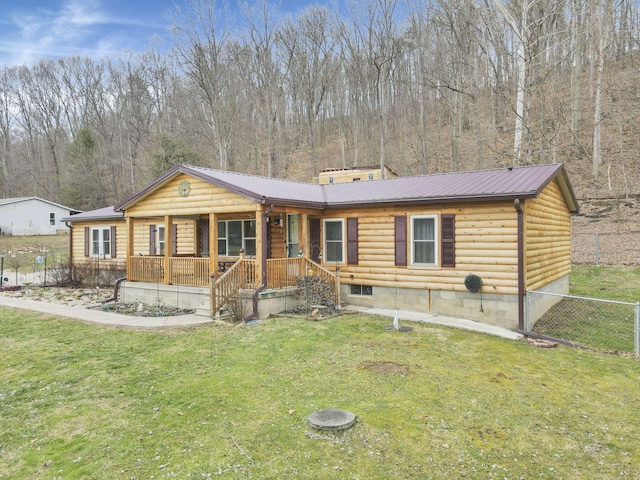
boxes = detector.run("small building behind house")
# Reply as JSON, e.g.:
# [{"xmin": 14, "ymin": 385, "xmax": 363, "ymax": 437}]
[
  {"xmin": 0, "ymin": 197, "xmax": 80, "ymax": 235},
  {"xmin": 318, "ymin": 166, "xmax": 398, "ymax": 184}
]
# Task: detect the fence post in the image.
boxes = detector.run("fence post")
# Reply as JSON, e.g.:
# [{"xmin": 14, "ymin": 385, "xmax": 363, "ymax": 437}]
[
  {"xmin": 524, "ymin": 290, "xmax": 531, "ymax": 332},
  {"xmin": 635, "ymin": 302, "xmax": 640, "ymax": 358}
]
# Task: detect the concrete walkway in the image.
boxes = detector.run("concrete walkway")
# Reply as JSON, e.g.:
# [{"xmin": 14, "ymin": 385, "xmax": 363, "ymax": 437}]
[
  {"xmin": 344, "ymin": 305, "xmax": 523, "ymax": 340},
  {"xmin": 0, "ymin": 294, "xmax": 523, "ymax": 339},
  {"xmin": 0, "ymin": 295, "xmax": 214, "ymax": 328}
]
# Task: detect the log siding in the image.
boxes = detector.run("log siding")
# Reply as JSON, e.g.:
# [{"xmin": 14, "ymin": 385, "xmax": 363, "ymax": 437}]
[
  {"xmin": 71, "ymin": 220, "xmax": 127, "ymax": 268},
  {"xmin": 329, "ymin": 202, "xmax": 519, "ymax": 295},
  {"xmin": 524, "ymin": 179, "xmax": 571, "ymax": 291}
]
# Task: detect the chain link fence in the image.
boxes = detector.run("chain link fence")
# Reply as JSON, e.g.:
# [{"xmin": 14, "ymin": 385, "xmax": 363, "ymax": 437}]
[{"xmin": 526, "ymin": 290, "xmax": 640, "ymax": 356}]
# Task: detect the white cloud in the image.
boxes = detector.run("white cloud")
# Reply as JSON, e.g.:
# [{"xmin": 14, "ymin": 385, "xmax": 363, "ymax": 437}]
[{"xmin": 0, "ymin": 0, "xmax": 170, "ymax": 67}]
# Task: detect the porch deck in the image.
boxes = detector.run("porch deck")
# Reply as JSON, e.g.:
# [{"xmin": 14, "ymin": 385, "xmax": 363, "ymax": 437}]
[{"xmin": 127, "ymin": 256, "xmax": 339, "ymax": 317}]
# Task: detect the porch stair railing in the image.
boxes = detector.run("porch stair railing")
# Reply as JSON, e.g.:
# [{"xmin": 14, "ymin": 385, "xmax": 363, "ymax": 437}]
[
  {"xmin": 211, "ymin": 257, "xmax": 259, "ymax": 316},
  {"xmin": 210, "ymin": 256, "xmax": 339, "ymax": 317},
  {"xmin": 266, "ymin": 257, "xmax": 337, "ymax": 296}
]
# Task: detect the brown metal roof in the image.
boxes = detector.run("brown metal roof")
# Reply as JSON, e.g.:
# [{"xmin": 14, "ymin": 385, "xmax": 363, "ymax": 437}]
[
  {"xmin": 323, "ymin": 163, "xmax": 578, "ymax": 211},
  {"xmin": 63, "ymin": 206, "xmax": 124, "ymax": 223},
  {"xmin": 114, "ymin": 163, "xmax": 578, "ymax": 213}
]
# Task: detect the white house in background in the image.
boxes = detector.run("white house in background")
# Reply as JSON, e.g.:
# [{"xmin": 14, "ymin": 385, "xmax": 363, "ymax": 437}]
[{"xmin": 0, "ymin": 197, "xmax": 81, "ymax": 236}]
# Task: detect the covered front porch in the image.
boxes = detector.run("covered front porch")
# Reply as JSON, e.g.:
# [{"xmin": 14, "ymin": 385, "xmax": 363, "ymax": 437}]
[{"xmin": 124, "ymin": 208, "xmax": 339, "ymax": 317}]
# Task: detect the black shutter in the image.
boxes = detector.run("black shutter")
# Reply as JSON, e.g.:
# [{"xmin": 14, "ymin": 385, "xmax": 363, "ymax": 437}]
[
  {"xmin": 394, "ymin": 216, "xmax": 407, "ymax": 266},
  {"xmin": 84, "ymin": 227, "xmax": 90, "ymax": 257},
  {"xmin": 199, "ymin": 220, "xmax": 209, "ymax": 255},
  {"xmin": 441, "ymin": 214, "xmax": 455, "ymax": 267},
  {"xmin": 110, "ymin": 226, "xmax": 117, "ymax": 258},
  {"xmin": 347, "ymin": 217, "xmax": 358, "ymax": 265},
  {"xmin": 171, "ymin": 224, "xmax": 178, "ymax": 255},
  {"xmin": 149, "ymin": 225, "xmax": 156, "ymax": 255}
]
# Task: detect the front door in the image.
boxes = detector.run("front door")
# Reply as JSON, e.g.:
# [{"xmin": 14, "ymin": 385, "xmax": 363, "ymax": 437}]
[{"xmin": 287, "ymin": 214, "xmax": 300, "ymax": 257}]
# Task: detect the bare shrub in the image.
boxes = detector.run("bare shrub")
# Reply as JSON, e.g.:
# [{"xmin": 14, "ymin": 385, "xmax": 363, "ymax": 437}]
[
  {"xmin": 224, "ymin": 291, "xmax": 253, "ymax": 323},
  {"xmin": 48, "ymin": 262, "xmax": 125, "ymax": 288}
]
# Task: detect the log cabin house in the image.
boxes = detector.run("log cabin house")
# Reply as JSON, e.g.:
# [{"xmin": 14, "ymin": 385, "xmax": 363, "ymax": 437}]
[
  {"xmin": 63, "ymin": 206, "xmax": 126, "ymax": 269},
  {"xmin": 66, "ymin": 163, "xmax": 578, "ymax": 330}
]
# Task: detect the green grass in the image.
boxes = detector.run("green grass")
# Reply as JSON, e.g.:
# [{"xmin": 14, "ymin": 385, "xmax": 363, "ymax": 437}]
[
  {"xmin": 570, "ymin": 265, "xmax": 640, "ymax": 302},
  {"xmin": 532, "ymin": 267, "xmax": 640, "ymax": 352},
  {"xmin": 2, "ymin": 308, "xmax": 640, "ymax": 479},
  {"xmin": 0, "ymin": 234, "xmax": 69, "ymax": 279}
]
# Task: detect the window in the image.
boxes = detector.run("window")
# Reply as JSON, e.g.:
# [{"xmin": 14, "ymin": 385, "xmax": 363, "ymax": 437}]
[
  {"xmin": 411, "ymin": 216, "xmax": 437, "ymax": 265},
  {"xmin": 217, "ymin": 220, "xmax": 257, "ymax": 256},
  {"xmin": 350, "ymin": 285, "xmax": 372, "ymax": 296},
  {"xmin": 368, "ymin": 173, "xmax": 374, "ymax": 180},
  {"xmin": 91, "ymin": 227, "xmax": 111, "ymax": 258},
  {"xmin": 324, "ymin": 219, "xmax": 344, "ymax": 263},
  {"xmin": 49, "ymin": 213, "xmax": 55, "ymax": 226},
  {"xmin": 157, "ymin": 225, "xmax": 166, "ymax": 255},
  {"xmin": 329, "ymin": 176, "xmax": 334, "ymax": 184}
]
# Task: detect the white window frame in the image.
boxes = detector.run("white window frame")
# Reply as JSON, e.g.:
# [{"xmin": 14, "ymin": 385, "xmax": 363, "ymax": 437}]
[
  {"xmin": 91, "ymin": 227, "xmax": 112, "ymax": 258},
  {"xmin": 410, "ymin": 215, "xmax": 438, "ymax": 266},
  {"xmin": 323, "ymin": 218, "xmax": 345, "ymax": 263},
  {"xmin": 157, "ymin": 225, "xmax": 166, "ymax": 255}
]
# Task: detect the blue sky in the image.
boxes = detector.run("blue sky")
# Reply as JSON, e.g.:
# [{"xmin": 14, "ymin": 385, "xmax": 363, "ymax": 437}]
[{"xmin": 0, "ymin": 0, "xmax": 321, "ymax": 67}]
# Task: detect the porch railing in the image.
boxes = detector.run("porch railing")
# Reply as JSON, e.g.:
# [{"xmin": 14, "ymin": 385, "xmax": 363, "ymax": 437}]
[
  {"xmin": 128, "ymin": 256, "xmax": 165, "ymax": 283},
  {"xmin": 168, "ymin": 257, "xmax": 210, "ymax": 286},
  {"xmin": 128, "ymin": 256, "xmax": 210, "ymax": 286},
  {"xmin": 266, "ymin": 257, "xmax": 336, "ymax": 290},
  {"xmin": 211, "ymin": 258, "xmax": 259, "ymax": 315}
]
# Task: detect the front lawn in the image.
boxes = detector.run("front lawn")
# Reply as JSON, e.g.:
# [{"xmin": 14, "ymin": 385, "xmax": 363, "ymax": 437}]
[{"xmin": 1, "ymin": 308, "xmax": 639, "ymax": 479}]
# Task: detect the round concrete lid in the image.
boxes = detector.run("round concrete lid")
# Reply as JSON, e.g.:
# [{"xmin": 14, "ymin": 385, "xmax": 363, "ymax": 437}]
[{"xmin": 307, "ymin": 409, "xmax": 356, "ymax": 431}]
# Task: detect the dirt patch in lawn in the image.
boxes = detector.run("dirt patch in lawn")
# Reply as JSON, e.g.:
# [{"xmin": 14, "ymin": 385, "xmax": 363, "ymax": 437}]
[{"xmin": 359, "ymin": 360, "xmax": 410, "ymax": 374}]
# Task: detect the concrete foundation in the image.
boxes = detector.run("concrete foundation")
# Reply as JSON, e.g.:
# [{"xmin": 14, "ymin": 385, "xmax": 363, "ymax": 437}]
[
  {"xmin": 116, "ymin": 275, "xmax": 569, "ymax": 330},
  {"xmin": 119, "ymin": 282, "xmax": 209, "ymax": 310},
  {"xmin": 341, "ymin": 275, "xmax": 570, "ymax": 331}
]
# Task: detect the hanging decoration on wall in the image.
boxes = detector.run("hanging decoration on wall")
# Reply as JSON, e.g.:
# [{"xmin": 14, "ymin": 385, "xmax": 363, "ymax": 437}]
[{"xmin": 464, "ymin": 274, "xmax": 484, "ymax": 312}]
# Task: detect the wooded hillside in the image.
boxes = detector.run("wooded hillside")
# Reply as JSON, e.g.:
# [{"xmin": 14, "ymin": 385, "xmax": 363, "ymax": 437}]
[{"xmin": 0, "ymin": 0, "xmax": 638, "ymax": 227}]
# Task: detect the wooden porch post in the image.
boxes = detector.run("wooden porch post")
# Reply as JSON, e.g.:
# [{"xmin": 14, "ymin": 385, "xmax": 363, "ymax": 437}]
[
  {"xmin": 209, "ymin": 213, "xmax": 218, "ymax": 317},
  {"xmin": 300, "ymin": 213, "xmax": 309, "ymax": 257},
  {"xmin": 209, "ymin": 213, "xmax": 218, "ymax": 279},
  {"xmin": 164, "ymin": 215, "xmax": 173, "ymax": 284},
  {"xmin": 256, "ymin": 205, "xmax": 264, "ymax": 285},
  {"xmin": 126, "ymin": 216, "xmax": 134, "ymax": 281}
]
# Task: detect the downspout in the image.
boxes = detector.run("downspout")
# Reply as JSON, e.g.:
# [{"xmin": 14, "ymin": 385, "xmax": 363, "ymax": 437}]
[
  {"xmin": 65, "ymin": 221, "xmax": 73, "ymax": 269},
  {"xmin": 246, "ymin": 203, "xmax": 274, "ymax": 321},
  {"xmin": 102, "ymin": 276, "xmax": 127, "ymax": 304},
  {"xmin": 514, "ymin": 199, "xmax": 525, "ymax": 330}
]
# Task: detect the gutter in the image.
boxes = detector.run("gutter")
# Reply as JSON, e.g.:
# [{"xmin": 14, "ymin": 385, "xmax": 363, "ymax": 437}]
[
  {"xmin": 514, "ymin": 199, "xmax": 525, "ymax": 330},
  {"xmin": 245, "ymin": 204, "xmax": 274, "ymax": 322}
]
